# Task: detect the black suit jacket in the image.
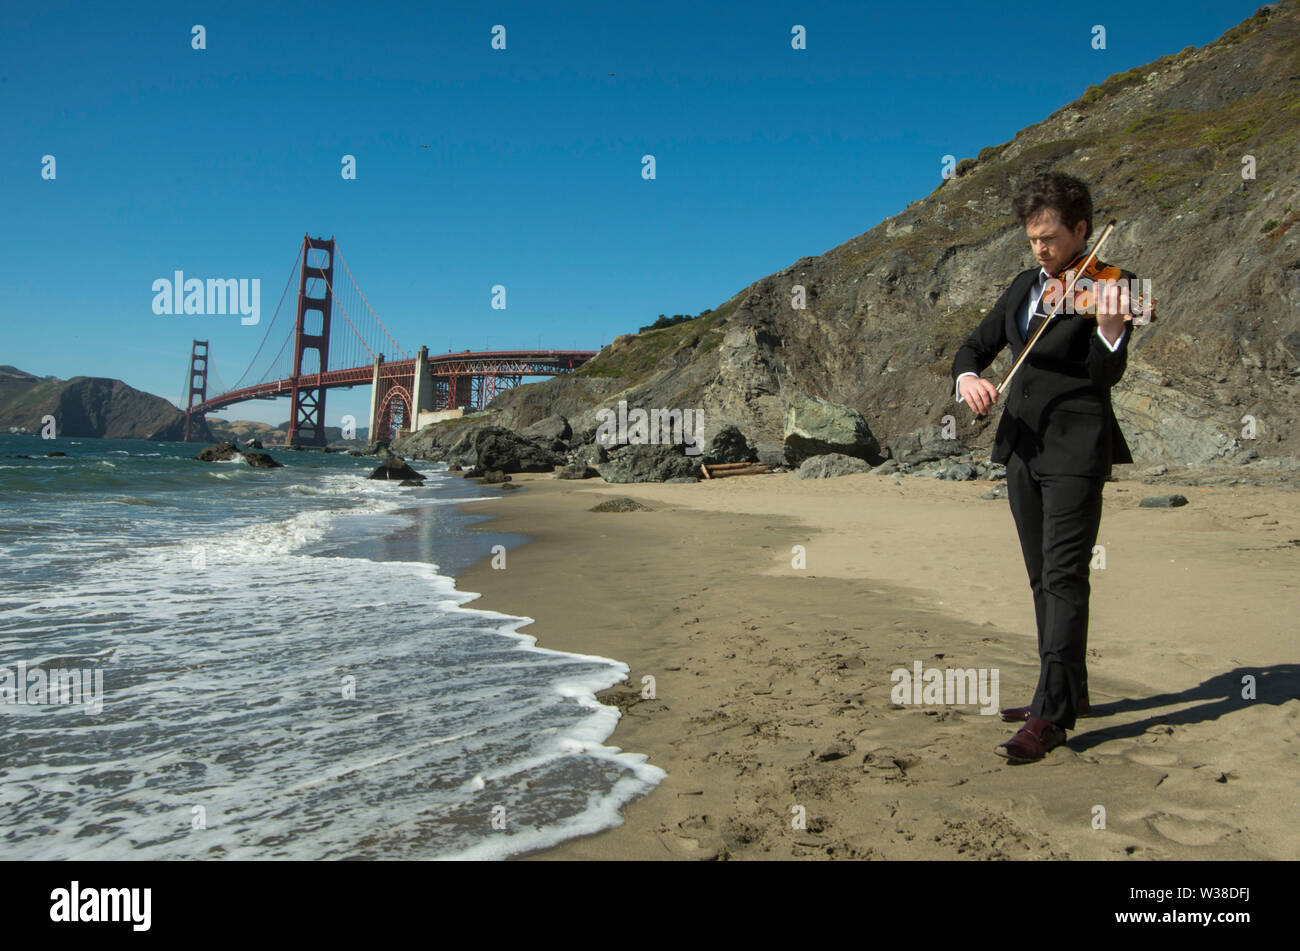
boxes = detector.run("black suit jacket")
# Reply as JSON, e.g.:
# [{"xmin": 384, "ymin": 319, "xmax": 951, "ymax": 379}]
[{"xmin": 951, "ymin": 265, "xmax": 1133, "ymax": 477}]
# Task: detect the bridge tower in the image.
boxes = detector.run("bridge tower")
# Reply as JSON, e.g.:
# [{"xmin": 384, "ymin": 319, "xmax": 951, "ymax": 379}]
[
  {"xmin": 287, "ymin": 235, "xmax": 335, "ymax": 446},
  {"xmin": 183, "ymin": 339, "xmax": 209, "ymax": 442}
]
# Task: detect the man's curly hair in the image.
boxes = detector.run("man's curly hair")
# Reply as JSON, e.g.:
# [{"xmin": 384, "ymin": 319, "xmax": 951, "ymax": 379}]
[{"xmin": 1012, "ymin": 172, "xmax": 1093, "ymax": 241}]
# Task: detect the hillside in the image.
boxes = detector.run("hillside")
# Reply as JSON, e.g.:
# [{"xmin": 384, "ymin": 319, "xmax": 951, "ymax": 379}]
[
  {"xmin": 438, "ymin": 2, "xmax": 1299, "ymax": 470},
  {"xmin": 0, "ymin": 366, "xmax": 213, "ymax": 441},
  {"xmin": 205, "ymin": 419, "xmax": 283, "ymax": 444},
  {"xmin": 203, "ymin": 418, "xmax": 370, "ymax": 446}
]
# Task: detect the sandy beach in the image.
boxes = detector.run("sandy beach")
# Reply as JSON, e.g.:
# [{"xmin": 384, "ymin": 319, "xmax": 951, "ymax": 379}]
[{"xmin": 452, "ymin": 470, "xmax": 1300, "ymax": 861}]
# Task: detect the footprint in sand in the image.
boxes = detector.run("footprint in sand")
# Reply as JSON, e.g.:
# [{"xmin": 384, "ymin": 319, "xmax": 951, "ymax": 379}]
[
  {"xmin": 1125, "ymin": 746, "xmax": 1183, "ymax": 768},
  {"xmin": 861, "ymin": 748, "xmax": 921, "ymax": 778},
  {"xmin": 658, "ymin": 815, "xmax": 727, "ymax": 860},
  {"xmin": 1174, "ymin": 652, "xmax": 1223, "ymax": 672},
  {"xmin": 1144, "ymin": 810, "xmax": 1239, "ymax": 847}
]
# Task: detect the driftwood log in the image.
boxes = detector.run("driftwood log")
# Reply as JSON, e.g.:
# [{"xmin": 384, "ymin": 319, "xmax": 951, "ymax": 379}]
[{"xmin": 700, "ymin": 462, "xmax": 777, "ymax": 479}]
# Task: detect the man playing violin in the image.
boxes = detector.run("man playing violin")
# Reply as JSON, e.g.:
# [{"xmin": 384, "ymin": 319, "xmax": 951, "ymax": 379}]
[{"xmin": 951, "ymin": 171, "xmax": 1140, "ymax": 763}]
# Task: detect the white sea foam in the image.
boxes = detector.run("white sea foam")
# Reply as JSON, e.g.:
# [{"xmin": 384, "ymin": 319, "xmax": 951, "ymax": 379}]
[{"xmin": 0, "ymin": 467, "xmax": 663, "ymax": 860}]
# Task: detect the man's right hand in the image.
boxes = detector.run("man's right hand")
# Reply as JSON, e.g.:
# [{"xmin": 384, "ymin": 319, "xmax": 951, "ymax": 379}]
[{"xmin": 958, "ymin": 376, "xmax": 999, "ymax": 415}]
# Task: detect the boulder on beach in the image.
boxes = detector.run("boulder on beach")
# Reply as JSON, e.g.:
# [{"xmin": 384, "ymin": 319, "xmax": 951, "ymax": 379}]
[
  {"xmin": 888, "ymin": 424, "xmax": 967, "ymax": 466},
  {"xmin": 590, "ymin": 497, "xmax": 653, "ymax": 512},
  {"xmin": 783, "ymin": 391, "xmax": 882, "ymax": 467},
  {"xmin": 1140, "ymin": 493, "xmax": 1189, "ymax": 508},
  {"xmin": 600, "ymin": 444, "xmax": 700, "ymax": 483},
  {"xmin": 796, "ymin": 453, "xmax": 873, "ymax": 479}
]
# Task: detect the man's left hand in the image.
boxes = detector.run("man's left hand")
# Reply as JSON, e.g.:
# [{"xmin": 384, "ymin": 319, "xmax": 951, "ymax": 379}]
[{"xmin": 1095, "ymin": 279, "xmax": 1130, "ymax": 346}]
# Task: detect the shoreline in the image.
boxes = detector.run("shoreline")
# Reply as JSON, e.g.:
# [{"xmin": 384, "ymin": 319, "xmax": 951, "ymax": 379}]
[{"xmin": 450, "ymin": 470, "xmax": 1299, "ymax": 860}]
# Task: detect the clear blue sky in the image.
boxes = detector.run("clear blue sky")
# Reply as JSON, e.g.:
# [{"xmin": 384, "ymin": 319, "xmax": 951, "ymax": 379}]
[{"xmin": 1, "ymin": 0, "xmax": 1262, "ymax": 427}]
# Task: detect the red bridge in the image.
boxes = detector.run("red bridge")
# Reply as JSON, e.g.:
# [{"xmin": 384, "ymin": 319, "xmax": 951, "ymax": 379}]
[{"xmin": 183, "ymin": 235, "xmax": 596, "ymax": 445}]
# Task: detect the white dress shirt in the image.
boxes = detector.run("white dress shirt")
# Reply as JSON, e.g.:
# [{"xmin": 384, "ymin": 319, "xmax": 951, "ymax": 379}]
[{"xmin": 955, "ymin": 266, "xmax": 1126, "ymax": 403}]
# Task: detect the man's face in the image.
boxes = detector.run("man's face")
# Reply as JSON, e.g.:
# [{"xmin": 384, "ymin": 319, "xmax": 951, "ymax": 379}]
[{"xmin": 1025, "ymin": 209, "xmax": 1088, "ymax": 275}]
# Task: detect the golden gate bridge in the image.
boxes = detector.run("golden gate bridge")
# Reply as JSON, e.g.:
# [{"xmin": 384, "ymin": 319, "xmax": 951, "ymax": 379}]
[{"xmin": 182, "ymin": 235, "xmax": 596, "ymax": 445}]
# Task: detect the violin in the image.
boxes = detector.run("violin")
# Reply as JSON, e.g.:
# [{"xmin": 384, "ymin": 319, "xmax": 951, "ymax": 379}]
[{"xmin": 1040, "ymin": 246, "xmax": 1156, "ymax": 326}]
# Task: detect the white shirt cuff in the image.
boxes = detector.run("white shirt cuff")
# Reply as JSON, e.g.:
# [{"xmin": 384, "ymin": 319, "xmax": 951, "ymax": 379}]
[
  {"xmin": 1096, "ymin": 326, "xmax": 1126, "ymax": 352},
  {"xmin": 954, "ymin": 371, "xmax": 976, "ymax": 403}
]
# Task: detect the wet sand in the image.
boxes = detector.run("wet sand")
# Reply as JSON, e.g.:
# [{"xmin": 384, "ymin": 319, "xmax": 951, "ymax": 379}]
[{"xmin": 450, "ymin": 470, "xmax": 1300, "ymax": 860}]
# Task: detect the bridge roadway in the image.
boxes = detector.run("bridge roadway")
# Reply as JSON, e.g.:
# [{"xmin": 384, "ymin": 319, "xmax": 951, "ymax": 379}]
[{"xmin": 190, "ymin": 349, "xmax": 597, "ymax": 416}]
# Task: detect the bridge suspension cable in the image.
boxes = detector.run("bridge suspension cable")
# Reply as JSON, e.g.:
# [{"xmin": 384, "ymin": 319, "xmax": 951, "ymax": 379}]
[
  {"xmin": 229, "ymin": 242, "xmax": 304, "ymax": 393},
  {"xmin": 335, "ymin": 243, "xmax": 408, "ymax": 360},
  {"xmin": 210, "ymin": 363, "xmax": 229, "ymax": 396},
  {"xmin": 311, "ymin": 247, "xmax": 378, "ymax": 369}
]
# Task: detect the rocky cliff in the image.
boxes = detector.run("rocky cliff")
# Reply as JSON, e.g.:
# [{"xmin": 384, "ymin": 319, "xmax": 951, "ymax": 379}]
[{"xmin": 408, "ymin": 2, "xmax": 1299, "ymax": 473}]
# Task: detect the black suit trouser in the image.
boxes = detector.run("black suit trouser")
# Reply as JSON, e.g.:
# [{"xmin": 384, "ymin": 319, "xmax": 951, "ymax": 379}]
[{"xmin": 1005, "ymin": 449, "xmax": 1104, "ymax": 731}]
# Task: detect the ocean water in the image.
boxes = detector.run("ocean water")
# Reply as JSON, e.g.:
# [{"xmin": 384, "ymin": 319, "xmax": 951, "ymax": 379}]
[{"xmin": 0, "ymin": 434, "xmax": 663, "ymax": 859}]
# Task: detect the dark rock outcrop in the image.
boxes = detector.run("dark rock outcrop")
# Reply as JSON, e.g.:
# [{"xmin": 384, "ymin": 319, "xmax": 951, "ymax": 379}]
[
  {"xmin": 702, "ymin": 424, "xmax": 759, "ymax": 465},
  {"xmin": 569, "ymin": 442, "xmax": 609, "ymax": 469},
  {"xmin": 195, "ymin": 443, "xmax": 240, "ymax": 462},
  {"xmin": 388, "ymin": 415, "xmax": 497, "ymax": 463},
  {"xmin": 888, "ymin": 424, "xmax": 968, "ymax": 465},
  {"xmin": 521, "ymin": 414, "xmax": 572, "ymax": 450},
  {"xmin": 368, "ymin": 457, "xmax": 425, "ymax": 481},
  {"xmin": 471, "ymin": 427, "xmax": 564, "ymax": 473},
  {"xmin": 241, "ymin": 451, "xmax": 284, "ymax": 469},
  {"xmin": 600, "ymin": 444, "xmax": 701, "ymax": 483}
]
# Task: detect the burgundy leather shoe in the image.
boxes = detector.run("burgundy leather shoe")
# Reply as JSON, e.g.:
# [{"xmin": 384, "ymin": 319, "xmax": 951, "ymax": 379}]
[
  {"xmin": 1000, "ymin": 690, "xmax": 1090, "ymax": 722},
  {"xmin": 995, "ymin": 716, "xmax": 1067, "ymax": 762}
]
